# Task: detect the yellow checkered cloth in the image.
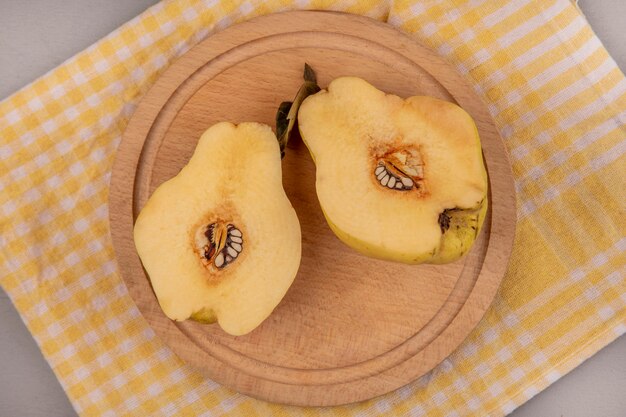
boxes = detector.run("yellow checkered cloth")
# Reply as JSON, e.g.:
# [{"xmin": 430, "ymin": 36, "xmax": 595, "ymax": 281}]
[{"xmin": 1, "ymin": 0, "xmax": 624, "ymax": 415}]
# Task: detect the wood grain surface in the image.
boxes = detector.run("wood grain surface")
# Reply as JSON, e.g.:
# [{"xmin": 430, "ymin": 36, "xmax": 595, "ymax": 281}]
[{"xmin": 109, "ymin": 11, "xmax": 516, "ymax": 406}]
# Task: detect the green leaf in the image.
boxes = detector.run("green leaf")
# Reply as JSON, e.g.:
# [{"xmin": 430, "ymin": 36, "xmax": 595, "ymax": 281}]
[
  {"xmin": 303, "ymin": 62, "xmax": 317, "ymax": 83},
  {"xmin": 275, "ymin": 63, "xmax": 320, "ymax": 157},
  {"xmin": 276, "ymin": 101, "xmax": 293, "ymax": 149}
]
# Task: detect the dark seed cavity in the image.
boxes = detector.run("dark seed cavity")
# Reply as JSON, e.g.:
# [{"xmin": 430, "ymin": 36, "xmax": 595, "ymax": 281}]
[
  {"xmin": 198, "ymin": 222, "xmax": 243, "ymax": 270},
  {"xmin": 373, "ymin": 147, "xmax": 426, "ymax": 193}
]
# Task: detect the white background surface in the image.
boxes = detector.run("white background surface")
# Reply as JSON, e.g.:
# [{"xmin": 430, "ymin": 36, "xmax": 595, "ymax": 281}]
[{"xmin": 1, "ymin": 1, "xmax": 624, "ymax": 416}]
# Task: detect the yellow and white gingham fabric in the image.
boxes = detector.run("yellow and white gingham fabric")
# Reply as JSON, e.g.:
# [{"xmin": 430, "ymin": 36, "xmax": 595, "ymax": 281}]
[{"xmin": 1, "ymin": 0, "xmax": 625, "ymax": 415}]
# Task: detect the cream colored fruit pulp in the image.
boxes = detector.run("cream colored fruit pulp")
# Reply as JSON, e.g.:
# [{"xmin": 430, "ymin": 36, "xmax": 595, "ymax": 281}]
[
  {"xmin": 134, "ymin": 122, "xmax": 301, "ymax": 335},
  {"xmin": 298, "ymin": 77, "xmax": 488, "ymax": 264}
]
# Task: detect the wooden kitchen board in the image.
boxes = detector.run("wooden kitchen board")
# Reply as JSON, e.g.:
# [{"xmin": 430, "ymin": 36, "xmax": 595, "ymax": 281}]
[{"xmin": 109, "ymin": 11, "xmax": 516, "ymax": 406}]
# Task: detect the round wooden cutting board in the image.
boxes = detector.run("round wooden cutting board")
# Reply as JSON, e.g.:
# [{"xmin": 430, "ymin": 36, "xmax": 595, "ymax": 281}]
[{"xmin": 109, "ymin": 11, "xmax": 516, "ymax": 406}]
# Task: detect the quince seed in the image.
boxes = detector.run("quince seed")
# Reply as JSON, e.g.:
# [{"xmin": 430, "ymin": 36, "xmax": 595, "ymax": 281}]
[
  {"xmin": 197, "ymin": 221, "xmax": 244, "ymax": 270},
  {"xmin": 214, "ymin": 252, "xmax": 225, "ymax": 268}
]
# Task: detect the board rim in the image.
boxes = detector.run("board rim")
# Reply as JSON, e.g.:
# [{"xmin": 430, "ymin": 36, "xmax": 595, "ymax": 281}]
[{"xmin": 109, "ymin": 10, "xmax": 517, "ymax": 406}]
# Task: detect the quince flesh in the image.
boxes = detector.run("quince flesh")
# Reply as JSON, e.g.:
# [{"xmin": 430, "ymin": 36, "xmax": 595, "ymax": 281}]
[
  {"xmin": 298, "ymin": 77, "xmax": 488, "ymax": 264},
  {"xmin": 134, "ymin": 122, "xmax": 301, "ymax": 335}
]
